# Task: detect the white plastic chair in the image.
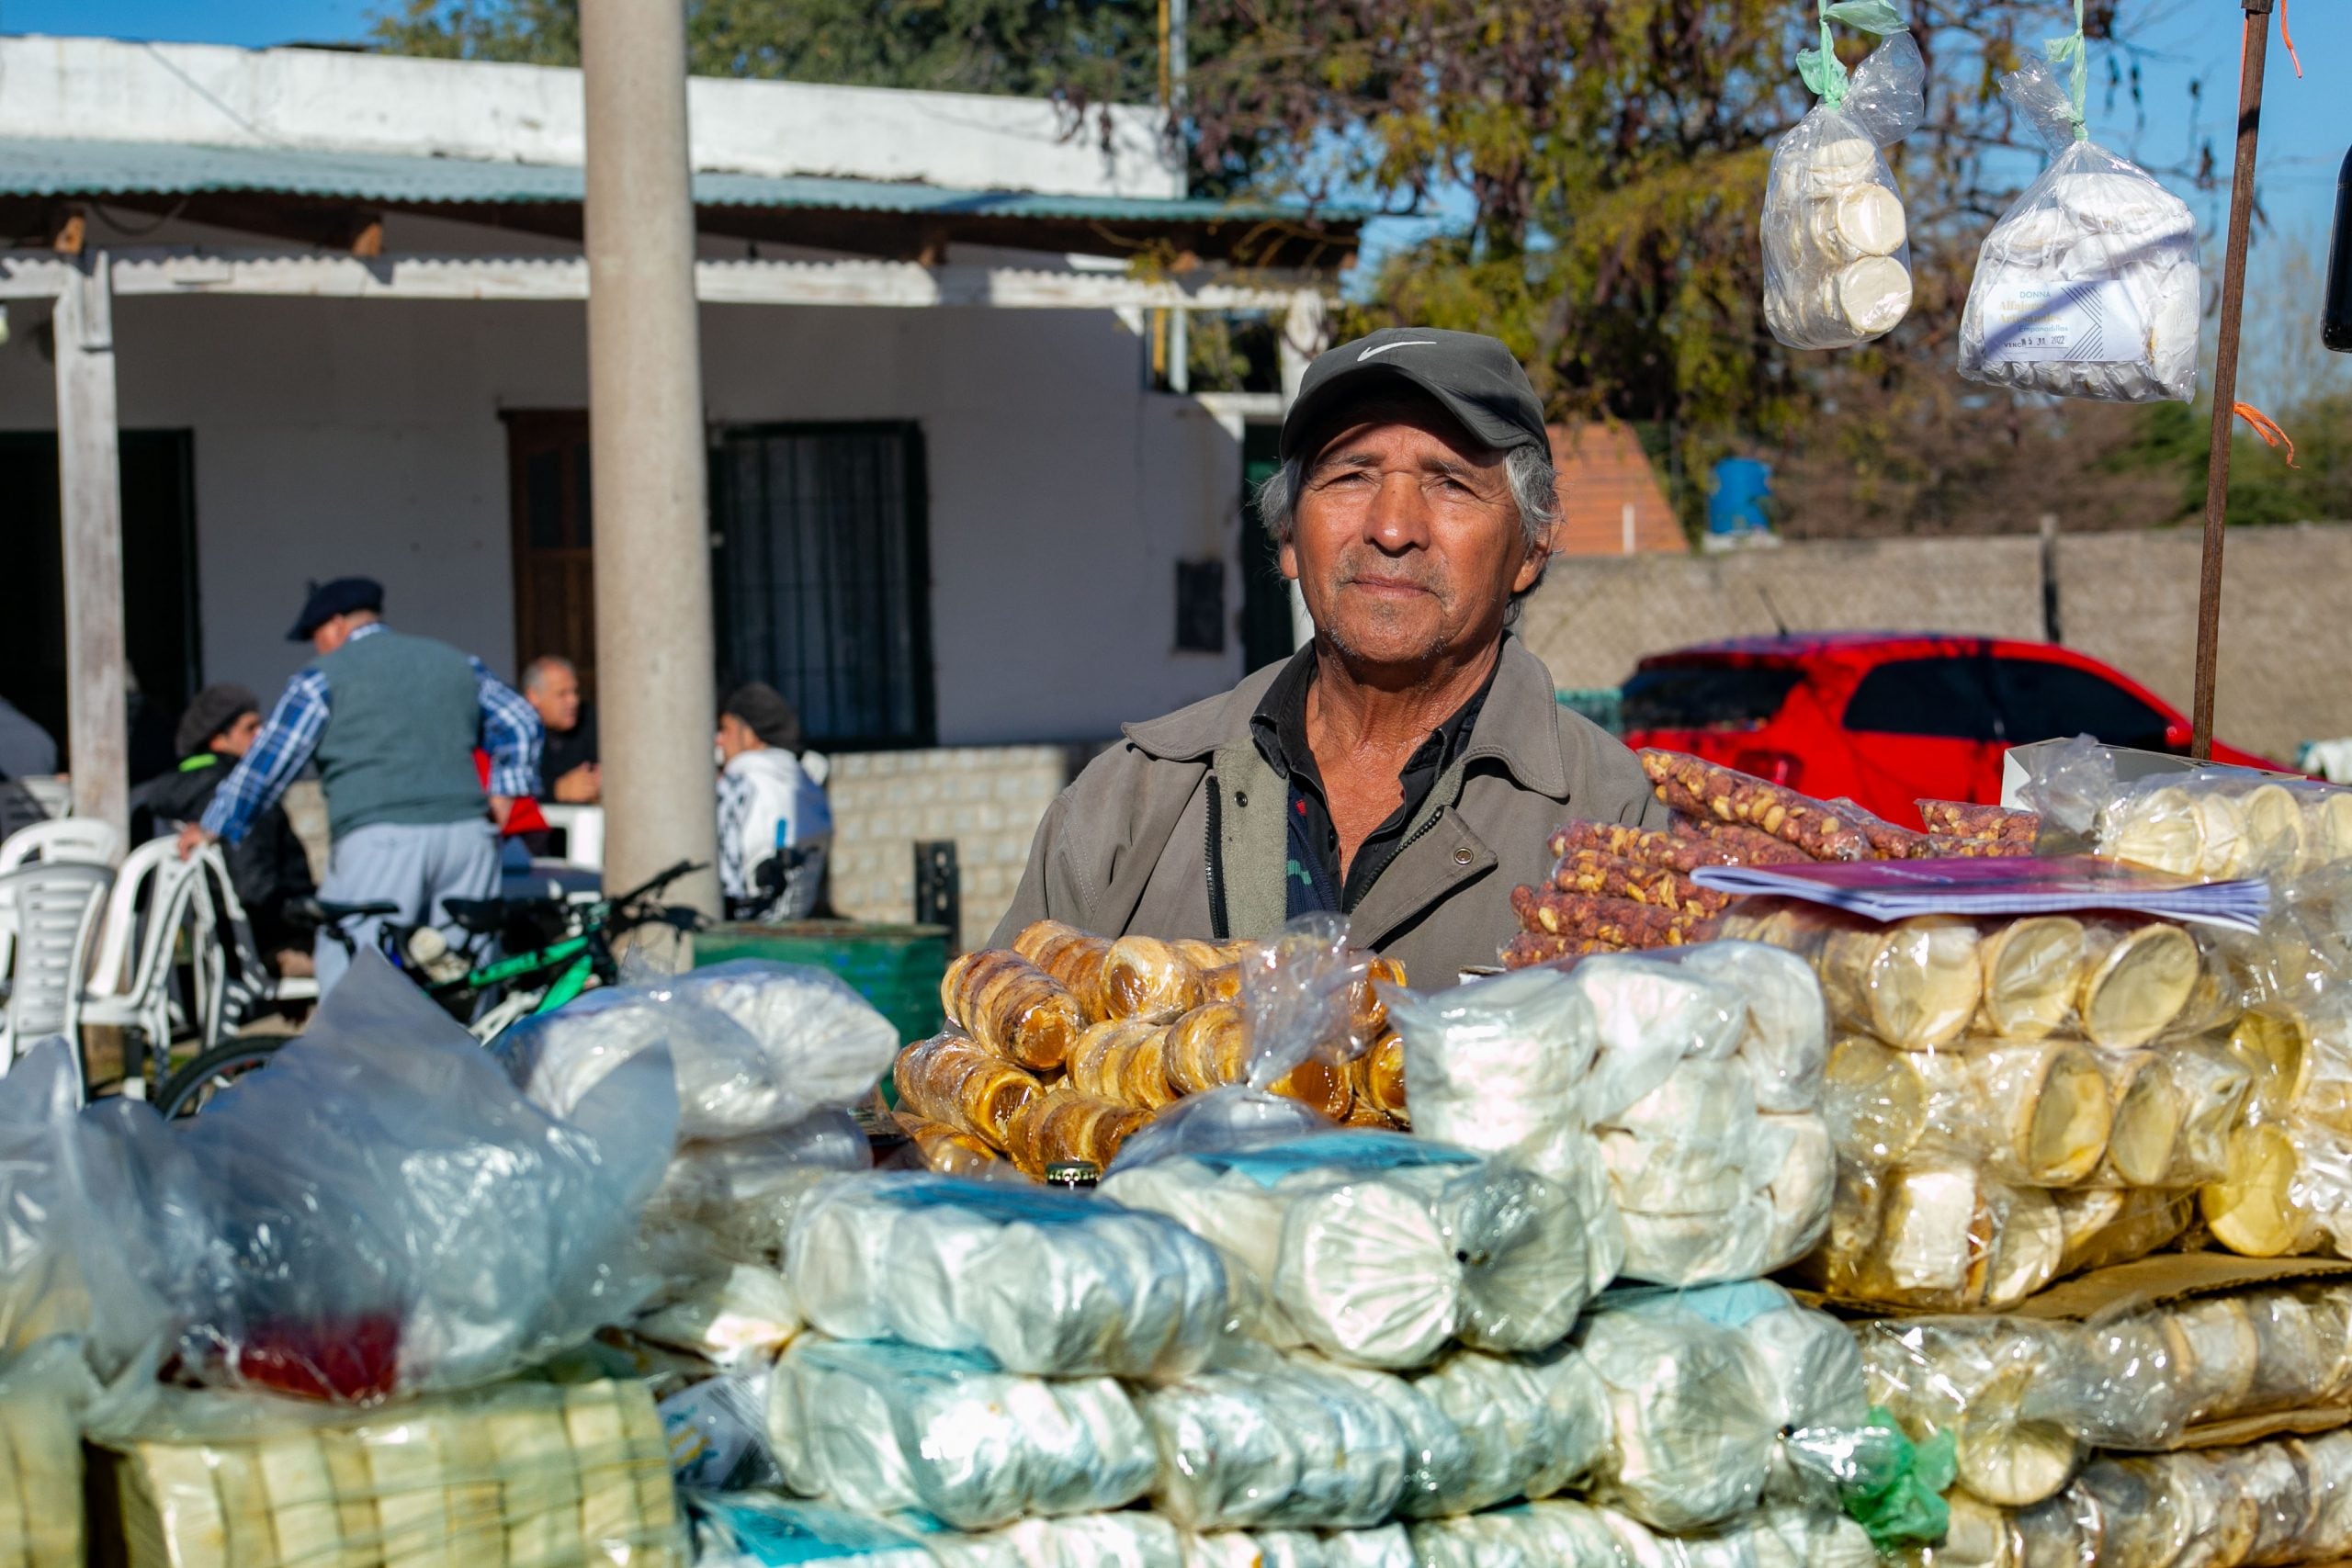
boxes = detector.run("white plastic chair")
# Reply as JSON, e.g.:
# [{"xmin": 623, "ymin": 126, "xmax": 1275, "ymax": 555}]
[
  {"xmin": 187, "ymin": 844, "xmax": 317, "ymax": 1044},
  {"xmin": 537, "ymin": 804, "xmax": 605, "ymax": 869},
  {"xmin": 0, "ymin": 818, "xmax": 119, "ymax": 873},
  {"xmin": 0, "ymin": 860, "xmax": 112, "ymax": 1098},
  {"xmin": 79, "ymin": 837, "xmax": 207, "ymax": 1094},
  {"xmin": 16, "ymin": 778, "xmax": 71, "ymax": 821}
]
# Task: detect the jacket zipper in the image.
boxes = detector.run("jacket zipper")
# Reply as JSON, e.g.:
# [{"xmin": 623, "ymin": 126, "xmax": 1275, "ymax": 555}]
[{"xmin": 1204, "ymin": 773, "xmax": 1229, "ymax": 940}]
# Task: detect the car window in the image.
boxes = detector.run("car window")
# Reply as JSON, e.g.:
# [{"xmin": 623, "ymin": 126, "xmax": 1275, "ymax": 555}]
[
  {"xmin": 1622, "ymin": 665, "xmax": 1804, "ymax": 731},
  {"xmin": 1841, "ymin": 658, "xmax": 2005, "ymax": 740},
  {"xmin": 1994, "ymin": 657, "xmax": 2174, "ymax": 750}
]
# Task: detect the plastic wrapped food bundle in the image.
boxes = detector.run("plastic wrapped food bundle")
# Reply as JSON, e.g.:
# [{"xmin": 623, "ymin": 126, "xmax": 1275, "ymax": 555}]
[
  {"xmin": 783, "ymin": 1173, "xmax": 1229, "ymax": 1379},
  {"xmin": 927, "ymin": 1512, "xmax": 1188, "ymax": 1568},
  {"xmin": 1405, "ymin": 1500, "xmax": 1629, "ymax": 1567},
  {"xmin": 893, "ymin": 1032, "xmax": 1046, "ymax": 1148},
  {"xmin": 0, "ymin": 1344, "xmax": 95, "ymax": 1568},
  {"xmin": 640, "ymin": 1110, "xmax": 872, "ymax": 1266},
  {"xmin": 1576, "ymin": 1293, "xmax": 1781, "ymax": 1532},
  {"xmin": 1957, "ymin": 59, "xmax": 2200, "ymax": 404},
  {"xmin": 2086, "ymin": 765, "xmax": 2352, "ymax": 884},
  {"xmin": 103, "ymin": 1376, "xmax": 684, "ymax": 1568},
  {"xmin": 1404, "ymin": 1345, "xmax": 1609, "ymax": 1516},
  {"xmin": 1758, "ymin": 21, "xmax": 1925, "ymax": 344},
  {"xmin": 1860, "ymin": 1317, "xmax": 2085, "ymax": 1507},
  {"xmin": 894, "ymin": 1111, "xmax": 1007, "ymax": 1176},
  {"xmin": 0, "ymin": 1043, "xmax": 98, "ymax": 1361},
  {"xmin": 1181, "ymin": 1527, "xmax": 1414, "ymax": 1568},
  {"xmin": 1137, "ymin": 1353, "xmax": 1411, "ymax": 1530},
  {"xmin": 1012, "ymin": 919, "xmax": 1114, "ymax": 1022},
  {"xmin": 1102, "ymin": 1131, "xmax": 1591, "ymax": 1368},
  {"xmin": 1915, "ymin": 1427, "xmax": 2352, "ymax": 1568},
  {"xmin": 1001, "ymin": 1089, "xmax": 1151, "ymax": 1177},
  {"xmin": 764, "ymin": 1336, "xmax": 1155, "ymax": 1529},
  {"xmin": 943, "ymin": 950, "xmax": 1087, "ymax": 1073},
  {"xmin": 505, "ymin": 959, "xmax": 896, "ymax": 1141},
  {"xmin": 632, "ymin": 1260, "xmax": 798, "ymax": 1369},
  {"xmin": 1804, "ymin": 1156, "xmax": 2074, "ymax": 1311}
]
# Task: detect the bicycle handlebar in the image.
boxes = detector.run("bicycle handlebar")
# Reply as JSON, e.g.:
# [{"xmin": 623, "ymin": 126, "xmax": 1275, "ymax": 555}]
[{"xmin": 611, "ymin": 858, "xmax": 705, "ymax": 908}]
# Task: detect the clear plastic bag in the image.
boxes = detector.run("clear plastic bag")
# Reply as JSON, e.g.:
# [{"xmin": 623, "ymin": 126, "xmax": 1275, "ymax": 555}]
[
  {"xmin": 1137, "ymin": 1352, "xmax": 1410, "ymax": 1530},
  {"xmin": 0, "ymin": 1341, "xmax": 96, "ymax": 1568},
  {"xmin": 687, "ymin": 1493, "xmax": 936, "ymax": 1568},
  {"xmin": 1576, "ymin": 1293, "xmax": 1781, "ymax": 1532},
  {"xmin": 1761, "ymin": 31, "xmax": 1924, "ymax": 350},
  {"xmin": 782, "ymin": 1172, "xmax": 1229, "ymax": 1379},
  {"xmin": 1803, "ymin": 1157, "xmax": 2070, "ymax": 1311},
  {"xmin": 1103, "ymin": 1130, "xmax": 1589, "ymax": 1368},
  {"xmin": 1958, "ymin": 57, "xmax": 2200, "ymax": 403},
  {"xmin": 0, "ymin": 1040, "xmax": 100, "ymax": 1359},
  {"xmin": 105, "ymin": 1374, "xmax": 686, "ymax": 1568},
  {"xmin": 640, "ymin": 1111, "xmax": 871, "ymax": 1272},
  {"xmin": 765, "ymin": 1336, "xmax": 1154, "ymax": 1529},
  {"xmin": 1404, "ymin": 1499, "xmax": 1630, "ymax": 1568},
  {"xmin": 926, "ymin": 1511, "xmax": 1186, "ymax": 1568},
  {"xmin": 1860, "ymin": 1316, "xmax": 2086, "ymax": 1506},
  {"xmin": 114, "ymin": 953, "xmax": 679, "ymax": 1402},
  {"xmin": 504, "ymin": 959, "xmax": 897, "ymax": 1142}
]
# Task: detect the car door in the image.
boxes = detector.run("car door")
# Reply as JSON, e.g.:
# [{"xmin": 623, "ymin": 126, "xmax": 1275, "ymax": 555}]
[{"xmin": 1835, "ymin": 654, "xmax": 2012, "ymax": 821}]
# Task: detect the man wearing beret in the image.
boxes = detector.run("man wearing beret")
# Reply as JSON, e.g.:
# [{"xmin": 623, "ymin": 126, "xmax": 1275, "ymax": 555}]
[
  {"xmin": 176, "ymin": 578, "xmax": 544, "ymax": 994},
  {"xmin": 995, "ymin": 328, "xmax": 1666, "ymax": 981},
  {"xmin": 136, "ymin": 685, "xmax": 319, "ymax": 975}
]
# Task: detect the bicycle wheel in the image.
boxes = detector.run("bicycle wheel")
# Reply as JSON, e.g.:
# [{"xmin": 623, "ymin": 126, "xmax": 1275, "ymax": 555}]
[{"xmin": 155, "ymin": 1038, "xmax": 286, "ymax": 1119}]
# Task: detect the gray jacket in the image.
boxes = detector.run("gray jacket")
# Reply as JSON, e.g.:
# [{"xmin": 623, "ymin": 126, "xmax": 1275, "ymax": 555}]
[{"xmin": 990, "ymin": 636, "xmax": 1669, "ymax": 985}]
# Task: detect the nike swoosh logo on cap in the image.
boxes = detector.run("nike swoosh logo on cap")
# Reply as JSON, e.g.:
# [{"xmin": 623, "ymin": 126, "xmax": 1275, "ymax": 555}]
[{"xmin": 1358, "ymin": 340, "xmax": 1438, "ymax": 361}]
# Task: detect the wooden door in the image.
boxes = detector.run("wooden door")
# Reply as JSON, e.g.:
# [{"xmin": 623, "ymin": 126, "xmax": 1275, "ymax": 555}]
[{"xmin": 503, "ymin": 411, "xmax": 597, "ymax": 694}]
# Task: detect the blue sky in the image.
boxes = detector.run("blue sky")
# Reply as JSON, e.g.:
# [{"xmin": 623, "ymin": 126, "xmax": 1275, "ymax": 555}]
[{"xmin": 13, "ymin": 1, "xmax": 2346, "ymax": 274}]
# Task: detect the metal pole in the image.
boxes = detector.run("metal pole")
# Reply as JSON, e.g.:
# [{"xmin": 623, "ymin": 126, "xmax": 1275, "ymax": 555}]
[
  {"xmin": 2190, "ymin": 0, "xmax": 2271, "ymax": 761},
  {"xmin": 580, "ymin": 0, "xmax": 721, "ymax": 918},
  {"xmin": 54, "ymin": 254, "xmax": 129, "ymax": 847}
]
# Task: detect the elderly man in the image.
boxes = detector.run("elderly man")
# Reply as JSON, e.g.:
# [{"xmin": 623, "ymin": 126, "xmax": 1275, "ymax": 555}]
[
  {"xmin": 994, "ymin": 328, "xmax": 1667, "ymax": 979},
  {"xmin": 522, "ymin": 656, "xmax": 600, "ymax": 805},
  {"xmin": 176, "ymin": 577, "xmax": 542, "ymax": 993}
]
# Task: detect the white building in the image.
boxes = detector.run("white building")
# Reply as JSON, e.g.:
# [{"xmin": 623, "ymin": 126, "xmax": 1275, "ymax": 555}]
[{"xmin": 0, "ymin": 35, "xmax": 1352, "ymax": 795}]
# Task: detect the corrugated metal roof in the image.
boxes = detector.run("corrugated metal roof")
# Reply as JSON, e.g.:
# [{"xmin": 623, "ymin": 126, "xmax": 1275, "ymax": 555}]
[{"xmin": 0, "ymin": 136, "xmax": 1362, "ymax": 227}]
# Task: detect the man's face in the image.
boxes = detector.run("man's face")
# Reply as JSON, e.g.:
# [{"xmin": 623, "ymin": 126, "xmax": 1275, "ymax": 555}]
[
  {"xmin": 716, "ymin": 713, "xmax": 761, "ymax": 764},
  {"xmin": 311, "ymin": 614, "xmax": 355, "ymax": 657},
  {"xmin": 530, "ymin": 665, "xmax": 582, "ymax": 734},
  {"xmin": 1282, "ymin": 399, "xmax": 1548, "ymax": 671},
  {"xmin": 211, "ymin": 711, "xmax": 262, "ymax": 760}
]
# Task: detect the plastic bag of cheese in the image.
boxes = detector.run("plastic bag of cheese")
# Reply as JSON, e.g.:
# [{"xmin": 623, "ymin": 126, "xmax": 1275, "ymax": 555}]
[
  {"xmin": 1761, "ymin": 28, "xmax": 1925, "ymax": 350},
  {"xmin": 688, "ymin": 1494, "xmax": 935, "ymax": 1568},
  {"xmin": 1138, "ymin": 1351, "xmax": 1410, "ymax": 1530},
  {"xmin": 103, "ymin": 1375, "xmax": 686, "ymax": 1568},
  {"xmin": 1957, "ymin": 56, "xmax": 2199, "ymax": 402},
  {"xmin": 1103, "ymin": 1130, "xmax": 1590, "ymax": 1367},
  {"xmin": 784, "ymin": 1173, "xmax": 1229, "ymax": 1379},
  {"xmin": 640, "ymin": 1111, "xmax": 873, "ymax": 1271},
  {"xmin": 764, "ymin": 1335, "xmax": 1155, "ymax": 1529},
  {"xmin": 504, "ymin": 960, "xmax": 898, "ymax": 1142},
  {"xmin": 1182, "ymin": 1526, "xmax": 1413, "ymax": 1568},
  {"xmin": 928, "ymin": 1511, "xmax": 1187, "ymax": 1568},
  {"xmin": 1576, "ymin": 1292, "xmax": 1781, "ymax": 1532}
]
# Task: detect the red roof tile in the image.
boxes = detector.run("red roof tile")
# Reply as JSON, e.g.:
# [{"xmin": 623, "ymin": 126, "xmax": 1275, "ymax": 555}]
[{"xmin": 1546, "ymin": 423, "xmax": 1687, "ymax": 556}]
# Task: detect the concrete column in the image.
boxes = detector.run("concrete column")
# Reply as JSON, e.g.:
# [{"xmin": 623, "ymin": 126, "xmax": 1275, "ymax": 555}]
[
  {"xmin": 580, "ymin": 0, "xmax": 721, "ymax": 917},
  {"xmin": 54, "ymin": 254, "xmax": 128, "ymax": 849}
]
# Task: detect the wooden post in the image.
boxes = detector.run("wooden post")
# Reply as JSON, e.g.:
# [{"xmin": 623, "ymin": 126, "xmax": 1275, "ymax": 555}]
[
  {"xmin": 2190, "ymin": 0, "xmax": 2272, "ymax": 760},
  {"xmin": 53, "ymin": 253, "xmax": 128, "ymax": 848},
  {"xmin": 579, "ymin": 0, "xmax": 722, "ymax": 919}
]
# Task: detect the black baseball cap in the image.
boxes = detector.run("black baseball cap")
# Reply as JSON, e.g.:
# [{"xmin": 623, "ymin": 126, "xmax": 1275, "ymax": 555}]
[
  {"xmin": 288, "ymin": 576, "xmax": 384, "ymax": 640},
  {"xmin": 1279, "ymin": 327, "xmax": 1550, "ymax": 463}
]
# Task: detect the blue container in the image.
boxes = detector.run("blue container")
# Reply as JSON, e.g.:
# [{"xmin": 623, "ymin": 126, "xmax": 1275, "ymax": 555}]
[{"xmin": 1708, "ymin": 457, "xmax": 1773, "ymax": 536}]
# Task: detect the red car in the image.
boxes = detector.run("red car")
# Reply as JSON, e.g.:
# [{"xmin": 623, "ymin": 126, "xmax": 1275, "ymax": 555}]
[{"xmin": 1620, "ymin": 633, "xmax": 2280, "ymax": 828}]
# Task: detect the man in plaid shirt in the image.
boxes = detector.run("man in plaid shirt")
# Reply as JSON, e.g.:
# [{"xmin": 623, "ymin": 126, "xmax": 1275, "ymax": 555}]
[{"xmin": 178, "ymin": 577, "xmax": 541, "ymax": 993}]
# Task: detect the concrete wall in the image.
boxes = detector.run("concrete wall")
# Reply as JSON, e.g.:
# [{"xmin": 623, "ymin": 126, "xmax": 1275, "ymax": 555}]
[
  {"xmin": 826, "ymin": 746, "xmax": 1084, "ymax": 950},
  {"xmin": 1518, "ymin": 525, "xmax": 2352, "ymax": 761},
  {"xmin": 0, "ymin": 35, "xmax": 1179, "ymax": 198},
  {"xmin": 0, "ymin": 288, "xmax": 1252, "ymax": 747}
]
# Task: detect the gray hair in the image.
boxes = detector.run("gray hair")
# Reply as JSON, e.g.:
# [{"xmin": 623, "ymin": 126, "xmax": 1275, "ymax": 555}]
[
  {"xmin": 521, "ymin": 655, "xmax": 575, "ymax": 694},
  {"xmin": 1253, "ymin": 441, "xmax": 1560, "ymax": 602}
]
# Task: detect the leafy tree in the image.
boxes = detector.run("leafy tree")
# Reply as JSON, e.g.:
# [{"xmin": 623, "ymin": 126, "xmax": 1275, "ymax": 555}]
[{"xmin": 371, "ymin": 0, "xmax": 1159, "ymax": 101}]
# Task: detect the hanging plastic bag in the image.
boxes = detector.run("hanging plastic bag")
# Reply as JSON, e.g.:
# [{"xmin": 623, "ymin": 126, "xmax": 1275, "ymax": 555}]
[
  {"xmin": 1958, "ymin": 35, "xmax": 2200, "ymax": 403},
  {"xmin": 118, "ymin": 952, "xmax": 679, "ymax": 1401},
  {"xmin": 1762, "ymin": 6, "xmax": 1925, "ymax": 351}
]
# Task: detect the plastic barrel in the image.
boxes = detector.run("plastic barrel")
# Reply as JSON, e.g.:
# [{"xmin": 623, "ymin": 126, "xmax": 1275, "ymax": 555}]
[{"xmin": 694, "ymin": 920, "xmax": 950, "ymax": 1053}]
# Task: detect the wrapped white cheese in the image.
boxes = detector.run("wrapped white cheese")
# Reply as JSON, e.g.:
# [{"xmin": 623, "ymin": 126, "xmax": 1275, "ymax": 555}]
[
  {"xmin": 691, "ymin": 1495, "xmax": 934, "ymax": 1568},
  {"xmin": 928, "ymin": 1510, "xmax": 1183, "ymax": 1568},
  {"xmin": 766, "ymin": 1336, "xmax": 1154, "ymax": 1529},
  {"xmin": 1669, "ymin": 942, "xmax": 1828, "ymax": 1114},
  {"xmin": 1138, "ymin": 1354, "xmax": 1409, "ymax": 1530},
  {"xmin": 505, "ymin": 960, "xmax": 897, "ymax": 1140},
  {"xmin": 1181, "ymin": 1527, "xmax": 1414, "ymax": 1568},
  {"xmin": 1407, "ymin": 1500, "xmax": 1634, "ymax": 1567},
  {"xmin": 1762, "ymin": 32, "xmax": 1926, "ymax": 349},
  {"xmin": 1577, "ymin": 1295, "xmax": 1780, "ymax": 1532},
  {"xmin": 1105, "ymin": 1132, "xmax": 1589, "ymax": 1369},
  {"xmin": 1958, "ymin": 57, "xmax": 2199, "ymax": 403},
  {"xmin": 785, "ymin": 1174, "xmax": 1229, "ymax": 1378}
]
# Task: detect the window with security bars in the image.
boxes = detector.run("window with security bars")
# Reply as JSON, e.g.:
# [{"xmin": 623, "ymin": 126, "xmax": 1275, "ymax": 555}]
[{"xmin": 712, "ymin": 423, "xmax": 935, "ymax": 750}]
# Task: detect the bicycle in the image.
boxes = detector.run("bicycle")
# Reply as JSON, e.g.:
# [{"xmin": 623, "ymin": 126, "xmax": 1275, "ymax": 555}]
[{"xmin": 154, "ymin": 860, "xmax": 707, "ymax": 1118}]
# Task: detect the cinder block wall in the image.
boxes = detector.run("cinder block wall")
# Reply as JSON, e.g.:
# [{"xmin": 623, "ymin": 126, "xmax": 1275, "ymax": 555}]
[
  {"xmin": 1517, "ymin": 523, "xmax": 2352, "ymax": 762},
  {"xmin": 824, "ymin": 746, "xmax": 1086, "ymax": 950}
]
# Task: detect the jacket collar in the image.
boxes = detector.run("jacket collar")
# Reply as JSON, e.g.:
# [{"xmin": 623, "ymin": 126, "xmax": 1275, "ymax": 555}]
[{"xmin": 1123, "ymin": 633, "xmax": 1568, "ymax": 798}]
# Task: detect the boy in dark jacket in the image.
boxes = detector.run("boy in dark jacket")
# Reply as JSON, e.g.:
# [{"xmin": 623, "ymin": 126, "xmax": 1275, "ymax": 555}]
[{"xmin": 131, "ymin": 685, "xmax": 318, "ymax": 975}]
